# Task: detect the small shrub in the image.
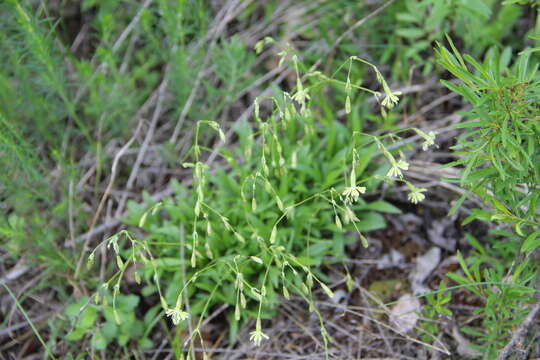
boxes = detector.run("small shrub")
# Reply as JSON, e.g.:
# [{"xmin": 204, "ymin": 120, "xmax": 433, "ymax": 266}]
[{"xmin": 434, "ymin": 37, "xmax": 540, "ymax": 357}]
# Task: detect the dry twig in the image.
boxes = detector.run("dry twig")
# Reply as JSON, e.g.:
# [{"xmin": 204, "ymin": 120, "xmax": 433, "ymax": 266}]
[{"xmin": 496, "ymin": 299, "xmax": 540, "ymax": 360}]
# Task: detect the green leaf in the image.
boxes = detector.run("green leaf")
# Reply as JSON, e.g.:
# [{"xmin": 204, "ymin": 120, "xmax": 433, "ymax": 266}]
[
  {"xmin": 117, "ymin": 333, "xmax": 129, "ymax": 346},
  {"xmin": 101, "ymin": 321, "xmax": 118, "ymax": 340},
  {"xmin": 355, "ymin": 212, "xmax": 386, "ymax": 232},
  {"xmin": 103, "ymin": 307, "xmax": 116, "ymax": 323},
  {"xmin": 396, "ymin": 28, "xmax": 425, "ymax": 39},
  {"xmin": 453, "ymin": 120, "xmax": 484, "ymax": 129},
  {"xmin": 426, "ymin": 2, "xmax": 450, "ymax": 30},
  {"xmin": 522, "ymin": 230, "xmax": 540, "ymax": 252},
  {"xmin": 79, "ymin": 307, "xmax": 98, "ymax": 329},
  {"xmin": 437, "ymin": 306, "xmax": 452, "ymax": 316},
  {"xmin": 456, "ymin": 251, "xmax": 474, "ymax": 282},
  {"xmin": 359, "ymin": 201, "xmax": 401, "ymax": 214},
  {"xmin": 448, "ymin": 193, "xmax": 467, "ymax": 216},
  {"xmin": 461, "ymin": 153, "xmax": 479, "ymax": 186},
  {"xmin": 447, "ymin": 273, "xmax": 482, "ymax": 298},
  {"xmin": 66, "ymin": 328, "xmax": 86, "ymax": 341},
  {"xmin": 139, "ymin": 337, "xmax": 153, "ymax": 349},
  {"xmin": 461, "ymin": 0, "xmax": 492, "ymax": 19},
  {"xmin": 117, "ymin": 295, "xmax": 139, "ymax": 312},
  {"xmin": 445, "ymin": 35, "xmax": 466, "ymax": 69},
  {"xmin": 465, "ymin": 233, "xmax": 486, "ymax": 255},
  {"xmin": 92, "ymin": 330, "xmax": 108, "ymax": 350},
  {"xmin": 155, "ymin": 257, "xmax": 184, "ymax": 267},
  {"xmin": 396, "ymin": 13, "xmax": 420, "ymax": 23},
  {"xmin": 227, "ymin": 310, "xmax": 240, "ymax": 345},
  {"xmin": 296, "ymin": 256, "xmax": 321, "ymax": 266},
  {"xmin": 64, "ymin": 299, "xmax": 88, "ymax": 319},
  {"xmin": 143, "ymin": 305, "xmax": 160, "ymax": 326},
  {"xmin": 129, "ymin": 319, "xmax": 144, "ymax": 338},
  {"xmin": 440, "ymin": 81, "xmax": 479, "ymax": 104}
]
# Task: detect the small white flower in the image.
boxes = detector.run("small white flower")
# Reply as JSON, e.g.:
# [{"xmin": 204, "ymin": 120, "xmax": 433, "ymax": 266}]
[
  {"xmin": 407, "ymin": 187, "xmax": 427, "ymax": 204},
  {"xmin": 249, "ymin": 329, "xmax": 269, "ymax": 346},
  {"xmin": 292, "ymin": 88, "xmax": 310, "ymax": 105},
  {"xmin": 249, "ymin": 320, "xmax": 269, "ymax": 346},
  {"xmin": 422, "ymin": 131, "xmax": 436, "ymax": 151},
  {"xmin": 341, "ymin": 186, "xmax": 366, "ymax": 204},
  {"xmin": 396, "ymin": 158, "xmax": 409, "ymax": 170},
  {"xmin": 381, "ymin": 91, "xmax": 402, "ymax": 109},
  {"xmin": 165, "ymin": 307, "xmax": 189, "ymax": 325},
  {"xmin": 413, "ymin": 129, "xmax": 436, "ymax": 151},
  {"xmin": 386, "ymin": 165, "xmax": 402, "ymax": 178},
  {"xmin": 386, "ymin": 159, "xmax": 409, "ymax": 178}
]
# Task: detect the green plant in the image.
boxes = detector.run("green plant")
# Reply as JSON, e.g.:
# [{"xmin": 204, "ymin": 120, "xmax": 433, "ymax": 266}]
[
  {"xmin": 419, "ymin": 231, "xmax": 537, "ymax": 357},
  {"xmin": 421, "ymin": 280, "xmax": 453, "ymax": 342},
  {"xmin": 86, "ymin": 52, "xmax": 437, "ymax": 357},
  {"xmin": 65, "ymin": 294, "xmax": 153, "ymax": 353},
  {"xmin": 435, "ymin": 37, "xmax": 540, "ymax": 357},
  {"xmin": 392, "ymin": 0, "xmax": 523, "ymax": 77},
  {"xmin": 437, "ymin": 37, "xmax": 539, "ymax": 248},
  {"xmin": 448, "ymin": 232, "xmax": 537, "ymax": 358}
]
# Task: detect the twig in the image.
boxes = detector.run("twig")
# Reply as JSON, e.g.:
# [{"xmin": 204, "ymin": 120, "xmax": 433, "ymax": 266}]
[
  {"xmin": 73, "ymin": 110, "xmax": 147, "ymax": 278},
  {"xmin": 407, "ymin": 92, "xmax": 459, "ymax": 123},
  {"xmin": 496, "ymin": 298, "xmax": 540, "ymax": 360},
  {"xmin": 317, "ymin": 301, "xmax": 451, "ymax": 355},
  {"xmin": 114, "ymin": 77, "xmax": 169, "ymax": 218},
  {"xmin": 0, "ymin": 261, "xmax": 30, "ymax": 284},
  {"xmin": 67, "ymin": 160, "xmax": 232, "ymax": 247},
  {"xmin": 358, "ymin": 287, "xmax": 395, "ymax": 356},
  {"xmin": 0, "ymin": 283, "xmax": 57, "ymax": 360},
  {"xmin": 0, "ymin": 312, "xmax": 55, "ymax": 337},
  {"xmin": 67, "ymin": 180, "xmax": 176, "ymax": 247}
]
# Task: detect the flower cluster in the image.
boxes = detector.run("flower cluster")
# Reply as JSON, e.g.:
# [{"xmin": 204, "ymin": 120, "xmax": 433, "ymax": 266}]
[
  {"xmin": 249, "ymin": 319, "xmax": 269, "ymax": 346},
  {"xmin": 165, "ymin": 307, "xmax": 189, "ymax": 325},
  {"xmin": 386, "ymin": 158, "xmax": 409, "ymax": 178},
  {"xmin": 407, "ymin": 184, "xmax": 427, "ymax": 204},
  {"xmin": 381, "ymin": 90, "xmax": 401, "ymax": 109},
  {"xmin": 341, "ymin": 185, "xmax": 366, "ymax": 205},
  {"xmin": 375, "ymin": 68, "xmax": 402, "ymax": 110},
  {"xmin": 414, "ymin": 129, "xmax": 436, "ymax": 151}
]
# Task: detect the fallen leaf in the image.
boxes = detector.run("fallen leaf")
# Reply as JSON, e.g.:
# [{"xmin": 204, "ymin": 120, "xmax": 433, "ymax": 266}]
[
  {"xmin": 410, "ymin": 247, "xmax": 441, "ymax": 294},
  {"xmin": 376, "ymin": 248, "xmax": 406, "ymax": 270},
  {"xmin": 390, "ymin": 293, "xmax": 421, "ymax": 333},
  {"xmin": 330, "ymin": 289, "xmax": 347, "ymax": 304},
  {"xmin": 452, "ymin": 326, "xmax": 482, "ymax": 358},
  {"xmin": 427, "ymin": 217, "xmax": 457, "ymax": 251}
]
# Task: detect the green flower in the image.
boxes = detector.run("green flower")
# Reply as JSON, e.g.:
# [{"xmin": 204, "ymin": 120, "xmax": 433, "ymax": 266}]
[
  {"xmin": 249, "ymin": 319, "xmax": 269, "ymax": 346},
  {"xmin": 292, "ymin": 88, "xmax": 310, "ymax": 105},
  {"xmin": 341, "ymin": 185, "xmax": 366, "ymax": 204},
  {"xmin": 386, "ymin": 159, "xmax": 409, "ymax": 178},
  {"xmin": 414, "ymin": 129, "xmax": 436, "ymax": 151},
  {"xmin": 381, "ymin": 91, "xmax": 401, "ymax": 109},
  {"xmin": 407, "ymin": 186, "xmax": 427, "ymax": 204},
  {"xmin": 165, "ymin": 307, "xmax": 189, "ymax": 325}
]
